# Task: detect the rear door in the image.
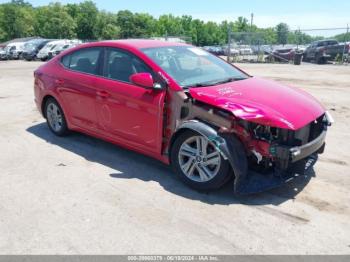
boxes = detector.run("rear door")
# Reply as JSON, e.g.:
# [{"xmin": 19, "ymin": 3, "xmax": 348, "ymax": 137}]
[
  {"xmin": 58, "ymin": 47, "xmax": 103, "ymax": 131},
  {"xmin": 95, "ymin": 47, "xmax": 166, "ymax": 153}
]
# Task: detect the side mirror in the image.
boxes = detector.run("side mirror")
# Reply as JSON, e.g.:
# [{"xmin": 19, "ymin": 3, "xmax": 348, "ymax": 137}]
[{"xmin": 130, "ymin": 73, "xmax": 156, "ymax": 89}]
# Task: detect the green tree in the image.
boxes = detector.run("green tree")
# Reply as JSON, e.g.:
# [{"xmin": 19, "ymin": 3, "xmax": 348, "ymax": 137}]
[
  {"xmin": 133, "ymin": 13, "xmax": 156, "ymax": 38},
  {"xmin": 65, "ymin": 3, "xmax": 79, "ymax": 20},
  {"xmin": 258, "ymin": 27, "xmax": 277, "ymax": 44},
  {"xmin": 276, "ymin": 23, "xmax": 289, "ymax": 45},
  {"xmin": 234, "ymin": 16, "xmax": 249, "ymax": 32},
  {"xmin": 75, "ymin": 1, "xmax": 98, "ymax": 40},
  {"xmin": 0, "ymin": 1, "xmax": 34, "ymax": 40},
  {"xmin": 0, "ymin": 1, "xmax": 338, "ymax": 47},
  {"xmin": 334, "ymin": 32, "xmax": 350, "ymax": 42},
  {"xmin": 33, "ymin": 3, "xmax": 76, "ymax": 39},
  {"xmin": 95, "ymin": 11, "xmax": 120, "ymax": 40},
  {"xmin": 10, "ymin": 0, "xmax": 32, "ymax": 7},
  {"xmin": 156, "ymin": 14, "xmax": 182, "ymax": 36},
  {"xmin": 116, "ymin": 10, "xmax": 136, "ymax": 39},
  {"xmin": 179, "ymin": 15, "xmax": 193, "ymax": 36}
]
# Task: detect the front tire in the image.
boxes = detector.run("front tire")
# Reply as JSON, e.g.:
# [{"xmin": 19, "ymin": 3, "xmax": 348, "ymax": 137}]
[
  {"xmin": 170, "ymin": 130, "xmax": 232, "ymax": 191},
  {"xmin": 45, "ymin": 98, "xmax": 69, "ymax": 136}
]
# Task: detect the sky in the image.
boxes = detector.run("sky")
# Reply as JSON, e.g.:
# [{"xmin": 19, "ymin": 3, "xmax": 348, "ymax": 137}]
[{"xmin": 1, "ymin": 0, "xmax": 349, "ymax": 36}]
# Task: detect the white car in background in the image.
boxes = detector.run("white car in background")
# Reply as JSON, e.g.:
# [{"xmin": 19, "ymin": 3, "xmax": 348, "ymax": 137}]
[
  {"xmin": 47, "ymin": 40, "xmax": 82, "ymax": 59},
  {"xmin": 239, "ymin": 45, "xmax": 254, "ymax": 55},
  {"xmin": 37, "ymin": 40, "xmax": 63, "ymax": 61},
  {"xmin": 5, "ymin": 42, "xmax": 25, "ymax": 59},
  {"xmin": 223, "ymin": 45, "xmax": 240, "ymax": 56}
]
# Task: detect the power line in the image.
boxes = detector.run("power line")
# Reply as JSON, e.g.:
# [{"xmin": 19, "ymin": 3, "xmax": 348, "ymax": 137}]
[{"xmin": 293, "ymin": 27, "xmax": 349, "ymax": 32}]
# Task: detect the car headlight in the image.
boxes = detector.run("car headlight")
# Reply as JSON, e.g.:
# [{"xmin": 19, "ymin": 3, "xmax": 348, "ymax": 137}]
[{"xmin": 325, "ymin": 111, "xmax": 334, "ymax": 126}]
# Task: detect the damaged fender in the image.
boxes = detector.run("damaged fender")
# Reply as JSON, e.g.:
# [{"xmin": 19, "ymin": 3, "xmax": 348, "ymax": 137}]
[{"xmin": 174, "ymin": 120, "xmax": 248, "ymax": 192}]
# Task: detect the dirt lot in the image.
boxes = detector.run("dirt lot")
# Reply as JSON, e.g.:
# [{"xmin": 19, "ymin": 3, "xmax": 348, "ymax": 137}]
[{"xmin": 0, "ymin": 61, "xmax": 349, "ymax": 254}]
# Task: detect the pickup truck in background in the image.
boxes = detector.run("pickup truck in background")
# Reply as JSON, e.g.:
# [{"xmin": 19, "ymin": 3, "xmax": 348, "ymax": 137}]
[{"xmin": 303, "ymin": 39, "xmax": 350, "ymax": 64}]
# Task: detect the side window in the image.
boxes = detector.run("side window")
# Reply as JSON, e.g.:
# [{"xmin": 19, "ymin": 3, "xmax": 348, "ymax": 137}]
[
  {"xmin": 104, "ymin": 48, "xmax": 153, "ymax": 83},
  {"xmin": 62, "ymin": 47, "xmax": 102, "ymax": 75},
  {"xmin": 62, "ymin": 54, "xmax": 70, "ymax": 68},
  {"xmin": 327, "ymin": 41, "xmax": 337, "ymax": 46}
]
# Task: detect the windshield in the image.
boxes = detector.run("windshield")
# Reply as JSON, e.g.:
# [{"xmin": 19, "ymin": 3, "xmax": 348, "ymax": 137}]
[
  {"xmin": 24, "ymin": 42, "xmax": 37, "ymax": 51},
  {"xmin": 141, "ymin": 46, "xmax": 248, "ymax": 88},
  {"xmin": 52, "ymin": 44, "xmax": 66, "ymax": 51}
]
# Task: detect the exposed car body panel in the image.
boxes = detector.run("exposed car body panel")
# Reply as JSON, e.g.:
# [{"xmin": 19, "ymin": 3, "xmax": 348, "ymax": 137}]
[{"xmin": 189, "ymin": 77, "xmax": 325, "ymax": 130}]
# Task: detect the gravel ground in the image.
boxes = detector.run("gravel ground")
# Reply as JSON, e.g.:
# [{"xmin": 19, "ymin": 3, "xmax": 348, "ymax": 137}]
[{"xmin": 0, "ymin": 60, "xmax": 349, "ymax": 254}]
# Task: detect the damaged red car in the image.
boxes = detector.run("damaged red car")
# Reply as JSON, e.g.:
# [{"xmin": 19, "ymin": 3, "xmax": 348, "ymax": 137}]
[{"xmin": 34, "ymin": 40, "xmax": 333, "ymax": 194}]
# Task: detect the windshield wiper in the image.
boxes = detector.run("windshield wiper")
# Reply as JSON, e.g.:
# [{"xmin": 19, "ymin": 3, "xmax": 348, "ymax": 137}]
[
  {"xmin": 182, "ymin": 82, "xmax": 214, "ymax": 89},
  {"xmin": 182, "ymin": 77, "xmax": 246, "ymax": 89},
  {"xmin": 211, "ymin": 77, "xmax": 246, "ymax": 85}
]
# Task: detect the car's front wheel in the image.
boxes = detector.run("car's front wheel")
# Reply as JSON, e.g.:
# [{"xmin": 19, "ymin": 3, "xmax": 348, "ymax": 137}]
[
  {"xmin": 45, "ymin": 98, "xmax": 69, "ymax": 136},
  {"xmin": 171, "ymin": 130, "xmax": 232, "ymax": 191}
]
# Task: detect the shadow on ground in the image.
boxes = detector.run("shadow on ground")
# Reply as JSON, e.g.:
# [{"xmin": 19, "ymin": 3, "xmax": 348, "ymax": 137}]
[{"xmin": 27, "ymin": 122, "xmax": 315, "ymax": 206}]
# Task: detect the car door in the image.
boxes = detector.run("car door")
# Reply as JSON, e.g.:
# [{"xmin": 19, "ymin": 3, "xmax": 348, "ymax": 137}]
[
  {"xmin": 58, "ymin": 47, "xmax": 103, "ymax": 131},
  {"xmin": 95, "ymin": 47, "xmax": 166, "ymax": 153}
]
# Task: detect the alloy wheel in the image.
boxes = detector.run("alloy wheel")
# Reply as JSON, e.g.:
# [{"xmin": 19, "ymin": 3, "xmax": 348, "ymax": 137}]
[
  {"xmin": 178, "ymin": 136, "xmax": 221, "ymax": 182},
  {"xmin": 46, "ymin": 102, "xmax": 63, "ymax": 132}
]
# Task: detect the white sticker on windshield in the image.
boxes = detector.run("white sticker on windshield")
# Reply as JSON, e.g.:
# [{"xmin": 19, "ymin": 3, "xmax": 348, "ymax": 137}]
[{"xmin": 188, "ymin": 47, "xmax": 208, "ymax": 56}]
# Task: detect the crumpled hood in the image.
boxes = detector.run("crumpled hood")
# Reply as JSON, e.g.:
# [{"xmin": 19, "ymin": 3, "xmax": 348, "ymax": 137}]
[{"xmin": 189, "ymin": 77, "xmax": 325, "ymax": 130}]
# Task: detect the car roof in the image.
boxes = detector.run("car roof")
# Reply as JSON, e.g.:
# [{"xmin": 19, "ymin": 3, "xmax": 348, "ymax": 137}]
[{"xmin": 91, "ymin": 39, "xmax": 189, "ymax": 49}]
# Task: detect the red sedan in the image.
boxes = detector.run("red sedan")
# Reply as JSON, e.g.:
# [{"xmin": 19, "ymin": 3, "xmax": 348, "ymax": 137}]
[{"xmin": 34, "ymin": 40, "xmax": 332, "ymax": 194}]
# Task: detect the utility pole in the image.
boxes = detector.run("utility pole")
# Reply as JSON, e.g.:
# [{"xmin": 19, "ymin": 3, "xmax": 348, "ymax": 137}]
[
  {"xmin": 250, "ymin": 13, "xmax": 254, "ymax": 47},
  {"xmin": 250, "ymin": 13, "xmax": 254, "ymax": 31},
  {"xmin": 227, "ymin": 27, "xmax": 231, "ymax": 63},
  {"xmin": 297, "ymin": 26, "xmax": 300, "ymax": 50}
]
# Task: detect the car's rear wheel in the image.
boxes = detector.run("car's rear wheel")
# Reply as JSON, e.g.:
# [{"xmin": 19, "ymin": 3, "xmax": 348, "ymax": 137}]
[
  {"xmin": 45, "ymin": 98, "xmax": 69, "ymax": 136},
  {"xmin": 171, "ymin": 130, "xmax": 232, "ymax": 191}
]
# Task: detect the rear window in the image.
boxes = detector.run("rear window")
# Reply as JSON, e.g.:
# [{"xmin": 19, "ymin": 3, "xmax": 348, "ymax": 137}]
[{"xmin": 61, "ymin": 47, "xmax": 103, "ymax": 75}]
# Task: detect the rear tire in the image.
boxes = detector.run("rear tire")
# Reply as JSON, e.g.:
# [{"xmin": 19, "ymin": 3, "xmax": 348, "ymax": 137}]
[
  {"xmin": 170, "ymin": 130, "xmax": 232, "ymax": 191},
  {"xmin": 44, "ymin": 98, "xmax": 69, "ymax": 136}
]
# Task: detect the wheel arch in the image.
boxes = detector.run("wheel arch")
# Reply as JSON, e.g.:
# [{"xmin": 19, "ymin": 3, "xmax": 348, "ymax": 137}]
[
  {"xmin": 169, "ymin": 120, "xmax": 248, "ymax": 192},
  {"xmin": 41, "ymin": 94, "xmax": 68, "ymax": 121},
  {"xmin": 41, "ymin": 95, "xmax": 56, "ymax": 118},
  {"xmin": 169, "ymin": 120, "xmax": 223, "ymax": 160}
]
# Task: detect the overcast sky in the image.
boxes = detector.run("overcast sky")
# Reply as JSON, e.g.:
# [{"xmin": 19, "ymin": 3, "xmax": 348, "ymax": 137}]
[{"xmin": 2, "ymin": 0, "xmax": 349, "ymax": 36}]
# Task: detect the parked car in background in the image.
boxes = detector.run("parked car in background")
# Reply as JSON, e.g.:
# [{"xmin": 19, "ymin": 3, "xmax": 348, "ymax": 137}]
[
  {"xmin": 223, "ymin": 45, "xmax": 240, "ymax": 56},
  {"xmin": 203, "ymin": 46, "xmax": 224, "ymax": 56},
  {"xmin": 34, "ymin": 40, "xmax": 332, "ymax": 194},
  {"xmin": 22, "ymin": 39, "xmax": 51, "ymax": 61},
  {"xmin": 5, "ymin": 42, "xmax": 25, "ymax": 59},
  {"xmin": 238, "ymin": 46, "xmax": 253, "ymax": 55},
  {"xmin": 0, "ymin": 47, "xmax": 7, "ymax": 60},
  {"xmin": 47, "ymin": 40, "xmax": 81, "ymax": 59},
  {"xmin": 37, "ymin": 40, "xmax": 63, "ymax": 61},
  {"xmin": 267, "ymin": 48, "xmax": 296, "ymax": 62},
  {"xmin": 303, "ymin": 39, "xmax": 350, "ymax": 64}
]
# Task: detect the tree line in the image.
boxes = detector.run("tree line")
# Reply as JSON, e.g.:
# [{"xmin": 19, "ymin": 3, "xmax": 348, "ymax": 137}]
[{"xmin": 0, "ymin": 0, "xmax": 335, "ymax": 46}]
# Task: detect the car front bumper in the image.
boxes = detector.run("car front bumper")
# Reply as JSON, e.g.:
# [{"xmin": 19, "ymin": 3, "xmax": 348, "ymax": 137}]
[
  {"xmin": 236, "ymin": 154, "xmax": 319, "ymax": 195},
  {"xmin": 274, "ymin": 129, "xmax": 326, "ymax": 165},
  {"xmin": 234, "ymin": 122, "xmax": 329, "ymax": 195},
  {"xmin": 23, "ymin": 52, "xmax": 36, "ymax": 60}
]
